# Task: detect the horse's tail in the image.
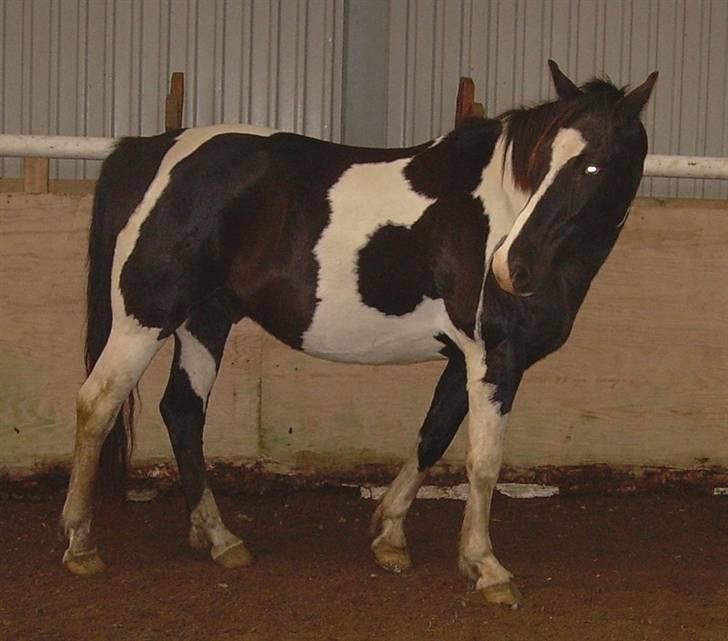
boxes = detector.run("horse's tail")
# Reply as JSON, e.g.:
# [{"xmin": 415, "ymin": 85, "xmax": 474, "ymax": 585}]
[{"xmin": 85, "ymin": 156, "xmax": 135, "ymax": 501}]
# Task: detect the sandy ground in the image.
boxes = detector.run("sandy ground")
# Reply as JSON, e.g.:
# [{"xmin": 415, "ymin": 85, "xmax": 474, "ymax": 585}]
[{"xmin": 2, "ymin": 488, "xmax": 728, "ymax": 641}]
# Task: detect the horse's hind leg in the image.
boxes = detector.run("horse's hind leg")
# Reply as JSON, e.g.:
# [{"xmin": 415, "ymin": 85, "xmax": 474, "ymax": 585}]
[
  {"xmin": 371, "ymin": 348, "xmax": 468, "ymax": 572},
  {"xmin": 61, "ymin": 325, "xmax": 163, "ymax": 575},
  {"xmin": 160, "ymin": 302, "xmax": 251, "ymax": 569}
]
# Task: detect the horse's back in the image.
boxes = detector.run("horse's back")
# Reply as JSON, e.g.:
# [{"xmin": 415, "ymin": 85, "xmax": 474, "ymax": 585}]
[{"xmin": 100, "ymin": 125, "xmax": 464, "ymax": 360}]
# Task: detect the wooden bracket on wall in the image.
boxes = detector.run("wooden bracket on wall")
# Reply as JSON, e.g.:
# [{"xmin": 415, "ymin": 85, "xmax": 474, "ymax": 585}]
[
  {"xmin": 454, "ymin": 77, "xmax": 485, "ymax": 127},
  {"xmin": 23, "ymin": 157, "xmax": 49, "ymax": 193},
  {"xmin": 165, "ymin": 72, "xmax": 185, "ymax": 131}
]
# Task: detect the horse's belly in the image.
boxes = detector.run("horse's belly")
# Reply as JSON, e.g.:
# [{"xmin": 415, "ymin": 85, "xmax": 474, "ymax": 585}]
[{"xmin": 301, "ymin": 297, "xmax": 449, "ymax": 364}]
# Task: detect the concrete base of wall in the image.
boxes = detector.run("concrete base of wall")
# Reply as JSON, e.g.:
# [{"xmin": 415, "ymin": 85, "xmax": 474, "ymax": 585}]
[{"xmin": 3, "ymin": 460, "xmax": 728, "ymax": 498}]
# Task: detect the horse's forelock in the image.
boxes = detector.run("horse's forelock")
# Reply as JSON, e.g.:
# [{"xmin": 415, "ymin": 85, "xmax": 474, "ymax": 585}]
[
  {"xmin": 504, "ymin": 102, "xmax": 581, "ymax": 192},
  {"xmin": 504, "ymin": 79, "xmax": 624, "ymax": 192}
]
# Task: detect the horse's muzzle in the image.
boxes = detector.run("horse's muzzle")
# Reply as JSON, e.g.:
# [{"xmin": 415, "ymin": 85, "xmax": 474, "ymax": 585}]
[{"xmin": 492, "ymin": 249, "xmax": 534, "ymax": 297}]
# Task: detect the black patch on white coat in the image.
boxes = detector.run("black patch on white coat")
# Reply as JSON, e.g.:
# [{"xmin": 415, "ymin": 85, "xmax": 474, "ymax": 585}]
[
  {"xmin": 159, "ymin": 342, "xmax": 207, "ymax": 511},
  {"xmin": 417, "ymin": 336, "xmax": 468, "ymax": 470},
  {"xmin": 222, "ymin": 134, "xmax": 427, "ymax": 348},
  {"xmin": 356, "ymin": 195, "xmax": 488, "ymax": 338},
  {"xmin": 121, "ymin": 133, "xmax": 272, "ymax": 334},
  {"xmin": 355, "ymin": 118, "xmax": 499, "ymax": 323},
  {"xmin": 160, "ymin": 295, "xmax": 232, "ymax": 512},
  {"xmin": 357, "ymin": 224, "xmax": 430, "ymax": 316},
  {"xmin": 404, "ymin": 119, "xmax": 502, "ymax": 198},
  {"xmin": 87, "ymin": 131, "xmax": 179, "ymax": 362},
  {"xmin": 118, "ymin": 130, "xmax": 428, "ymax": 345}
]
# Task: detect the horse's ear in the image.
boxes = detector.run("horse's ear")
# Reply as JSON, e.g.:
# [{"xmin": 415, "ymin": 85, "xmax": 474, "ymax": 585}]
[
  {"xmin": 616, "ymin": 71, "xmax": 658, "ymax": 119},
  {"xmin": 548, "ymin": 60, "xmax": 581, "ymax": 99}
]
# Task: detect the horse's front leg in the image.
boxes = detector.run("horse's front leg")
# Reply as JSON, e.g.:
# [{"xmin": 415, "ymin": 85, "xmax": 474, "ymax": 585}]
[
  {"xmin": 459, "ymin": 338, "xmax": 522, "ymax": 607},
  {"xmin": 371, "ymin": 348, "xmax": 468, "ymax": 573}
]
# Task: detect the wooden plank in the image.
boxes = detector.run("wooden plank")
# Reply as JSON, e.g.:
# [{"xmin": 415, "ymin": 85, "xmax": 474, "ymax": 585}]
[
  {"xmin": 23, "ymin": 158, "xmax": 49, "ymax": 193},
  {"xmin": 454, "ymin": 77, "xmax": 475, "ymax": 127},
  {"xmin": 165, "ymin": 72, "xmax": 185, "ymax": 131},
  {"xmin": 470, "ymin": 102, "xmax": 485, "ymax": 119}
]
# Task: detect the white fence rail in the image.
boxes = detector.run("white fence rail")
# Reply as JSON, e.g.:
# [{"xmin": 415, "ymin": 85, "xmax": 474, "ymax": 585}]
[
  {"xmin": 644, "ymin": 155, "xmax": 728, "ymax": 180},
  {"xmin": 0, "ymin": 135, "xmax": 117, "ymax": 161},
  {"xmin": 0, "ymin": 134, "xmax": 727, "ymax": 181}
]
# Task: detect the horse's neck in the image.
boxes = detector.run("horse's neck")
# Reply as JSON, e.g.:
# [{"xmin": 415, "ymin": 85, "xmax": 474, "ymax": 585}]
[{"xmin": 472, "ymin": 132, "xmax": 531, "ymax": 255}]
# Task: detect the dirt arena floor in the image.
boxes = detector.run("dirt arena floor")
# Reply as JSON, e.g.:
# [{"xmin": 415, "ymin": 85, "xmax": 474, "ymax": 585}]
[{"xmin": 2, "ymin": 488, "xmax": 727, "ymax": 641}]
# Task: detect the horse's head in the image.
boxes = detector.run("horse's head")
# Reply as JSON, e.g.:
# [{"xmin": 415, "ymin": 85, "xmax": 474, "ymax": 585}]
[{"xmin": 491, "ymin": 61, "xmax": 658, "ymax": 296}]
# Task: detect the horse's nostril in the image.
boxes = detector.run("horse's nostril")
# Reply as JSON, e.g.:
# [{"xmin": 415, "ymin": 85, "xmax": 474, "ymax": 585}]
[{"xmin": 510, "ymin": 264, "xmax": 531, "ymax": 291}]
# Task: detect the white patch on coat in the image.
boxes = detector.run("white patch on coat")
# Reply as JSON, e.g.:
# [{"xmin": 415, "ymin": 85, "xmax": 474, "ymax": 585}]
[
  {"xmin": 471, "ymin": 135, "xmax": 530, "ymax": 340},
  {"xmin": 177, "ymin": 325, "xmax": 217, "ymax": 411},
  {"xmin": 111, "ymin": 124, "xmax": 276, "ymax": 332},
  {"xmin": 450, "ymin": 331, "xmax": 508, "ymax": 488},
  {"xmin": 491, "ymin": 128, "xmax": 587, "ymax": 285},
  {"xmin": 455, "ymin": 330, "xmax": 512, "ymax": 590},
  {"xmin": 371, "ymin": 450, "xmax": 426, "ymax": 549},
  {"xmin": 302, "ymin": 158, "xmax": 456, "ymax": 364},
  {"xmin": 473, "ymin": 134, "xmax": 531, "ymax": 239},
  {"xmin": 190, "ymin": 487, "xmax": 243, "ymax": 558}
]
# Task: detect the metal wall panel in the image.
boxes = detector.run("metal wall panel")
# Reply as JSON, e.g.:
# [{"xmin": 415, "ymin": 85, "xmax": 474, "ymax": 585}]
[
  {"xmin": 0, "ymin": 0, "xmax": 344, "ymax": 179},
  {"xmin": 1, "ymin": 0, "xmax": 725, "ymax": 198},
  {"xmin": 383, "ymin": 0, "xmax": 728, "ymax": 199}
]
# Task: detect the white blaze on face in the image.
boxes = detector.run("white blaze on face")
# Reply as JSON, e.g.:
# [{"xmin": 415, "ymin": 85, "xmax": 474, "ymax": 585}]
[
  {"xmin": 471, "ymin": 135, "xmax": 530, "ymax": 340},
  {"xmin": 491, "ymin": 128, "xmax": 587, "ymax": 293}
]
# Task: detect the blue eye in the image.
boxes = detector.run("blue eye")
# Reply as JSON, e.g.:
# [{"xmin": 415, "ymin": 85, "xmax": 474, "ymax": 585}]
[{"xmin": 585, "ymin": 165, "xmax": 600, "ymax": 175}]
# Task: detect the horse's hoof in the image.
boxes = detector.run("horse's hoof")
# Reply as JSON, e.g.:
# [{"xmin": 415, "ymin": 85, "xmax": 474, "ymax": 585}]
[
  {"xmin": 372, "ymin": 542, "xmax": 412, "ymax": 574},
  {"xmin": 63, "ymin": 550, "xmax": 106, "ymax": 576},
  {"xmin": 481, "ymin": 581, "xmax": 521, "ymax": 608},
  {"xmin": 212, "ymin": 541, "xmax": 253, "ymax": 569}
]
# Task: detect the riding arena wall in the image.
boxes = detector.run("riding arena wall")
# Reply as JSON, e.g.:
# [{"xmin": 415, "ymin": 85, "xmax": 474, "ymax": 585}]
[{"xmin": 2, "ymin": 191, "xmax": 728, "ymax": 492}]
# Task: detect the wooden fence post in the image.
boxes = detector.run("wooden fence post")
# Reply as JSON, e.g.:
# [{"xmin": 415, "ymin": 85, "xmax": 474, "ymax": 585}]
[
  {"xmin": 454, "ymin": 77, "xmax": 485, "ymax": 127},
  {"xmin": 23, "ymin": 157, "xmax": 49, "ymax": 193},
  {"xmin": 165, "ymin": 72, "xmax": 185, "ymax": 131}
]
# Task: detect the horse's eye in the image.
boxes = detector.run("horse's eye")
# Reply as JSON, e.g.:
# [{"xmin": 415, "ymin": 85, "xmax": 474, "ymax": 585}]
[{"xmin": 585, "ymin": 165, "xmax": 600, "ymax": 176}]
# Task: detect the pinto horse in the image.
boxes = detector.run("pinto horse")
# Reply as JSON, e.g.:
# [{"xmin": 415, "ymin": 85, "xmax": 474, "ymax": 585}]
[{"xmin": 61, "ymin": 61, "xmax": 656, "ymax": 605}]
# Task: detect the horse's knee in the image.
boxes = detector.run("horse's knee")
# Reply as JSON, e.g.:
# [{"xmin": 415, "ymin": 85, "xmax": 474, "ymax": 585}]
[
  {"xmin": 417, "ymin": 431, "xmax": 452, "ymax": 470},
  {"xmin": 466, "ymin": 456, "xmax": 499, "ymax": 489},
  {"xmin": 75, "ymin": 381, "xmax": 119, "ymax": 439}
]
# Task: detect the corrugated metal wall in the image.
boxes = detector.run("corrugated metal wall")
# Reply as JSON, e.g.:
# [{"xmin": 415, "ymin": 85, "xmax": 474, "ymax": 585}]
[
  {"xmin": 382, "ymin": 0, "xmax": 728, "ymax": 199},
  {"xmin": 0, "ymin": 0, "xmax": 726, "ymax": 198},
  {"xmin": 0, "ymin": 0, "xmax": 344, "ymax": 179}
]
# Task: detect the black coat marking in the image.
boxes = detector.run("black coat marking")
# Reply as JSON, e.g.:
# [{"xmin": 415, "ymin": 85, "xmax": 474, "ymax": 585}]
[
  {"xmin": 405, "ymin": 119, "xmax": 502, "ymax": 197},
  {"xmin": 87, "ymin": 68, "xmax": 656, "ymax": 521},
  {"xmin": 417, "ymin": 337, "xmax": 468, "ymax": 470},
  {"xmin": 121, "ymin": 132, "xmax": 429, "ymax": 345},
  {"xmin": 357, "ymin": 224, "xmax": 429, "ymax": 316},
  {"xmin": 160, "ymin": 294, "xmax": 232, "ymax": 512},
  {"xmin": 356, "ymin": 192, "xmax": 490, "ymax": 327},
  {"xmin": 89, "ymin": 131, "xmax": 179, "ymax": 493}
]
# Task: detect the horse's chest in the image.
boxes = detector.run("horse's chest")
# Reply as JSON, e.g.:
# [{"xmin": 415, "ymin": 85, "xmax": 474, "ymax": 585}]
[{"xmin": 299, "ymin": 160, "xmax": 452, "ymax": 364}]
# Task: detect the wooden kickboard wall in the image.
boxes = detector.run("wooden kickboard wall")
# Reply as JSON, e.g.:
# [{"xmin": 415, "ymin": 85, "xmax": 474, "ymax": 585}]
[{"xmin": 1, "ymin": 193, "xmax": 727, "ymax": 477}]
